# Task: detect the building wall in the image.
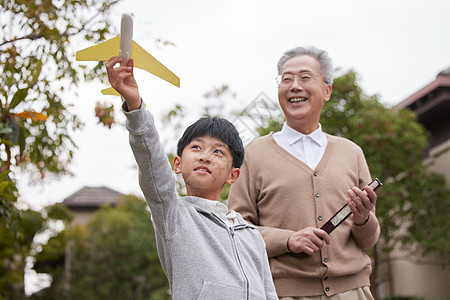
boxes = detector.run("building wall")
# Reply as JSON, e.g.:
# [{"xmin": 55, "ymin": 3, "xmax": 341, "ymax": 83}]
[
  {"xmin": 70, "ymin": 209, "xmax": 97, "ymax": 226},
  {"xmin": 382, "ymin": 138, "xmax": 450, "ymax": 299},
  {"xmin": 424, "ymin": 139, "xmax": 450, "ymax": 188},
  {"xmin": 388, "ymin": 250, "xmax": 450, "ymax": 299}
]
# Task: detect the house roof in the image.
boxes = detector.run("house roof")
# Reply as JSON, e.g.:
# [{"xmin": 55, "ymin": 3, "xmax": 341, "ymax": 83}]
[
  {"xmin": 396, "ymin": 66, "xmax": 450, "ymax": 150},
  {"xmin": 396, "ymin": 68, "xmax": 450, "ymax": 111},
  {"xmin": 63, "ymin": 186, "xmax": 123, "ymax": 209}
]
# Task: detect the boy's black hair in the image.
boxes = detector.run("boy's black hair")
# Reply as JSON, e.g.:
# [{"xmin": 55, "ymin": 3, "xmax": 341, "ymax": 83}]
[{"xmin": 177, "ymin": 116, "xmax": 244, "ymax": 168}]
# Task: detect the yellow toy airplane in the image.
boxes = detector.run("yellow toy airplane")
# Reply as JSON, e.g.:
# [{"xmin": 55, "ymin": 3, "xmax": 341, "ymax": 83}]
[{"xmin": 76, "ymin": 13, "xmax": 180, "ymax": 95}]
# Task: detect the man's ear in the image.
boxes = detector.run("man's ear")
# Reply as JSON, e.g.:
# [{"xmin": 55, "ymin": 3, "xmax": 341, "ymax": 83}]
[
  {"xmin": 226, "ymin": 168, "xmax": 240, "ymax": 185},
  {"xmin": 324, "ymin": 84, "xmax": 332, "ymax": 102},
  {"xmin": 173, "ymin": 155, "xmax": 182, "ymax": 174}
]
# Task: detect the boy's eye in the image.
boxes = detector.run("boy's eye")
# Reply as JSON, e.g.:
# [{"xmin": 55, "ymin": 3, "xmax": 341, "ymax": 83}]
[
  {"xmin": 191, "ymin": 145, "xmax": 201, "ymax": 150},
  {"xmin": 214, "ymin": 149, "xmax": 224, "ymax": 155}
]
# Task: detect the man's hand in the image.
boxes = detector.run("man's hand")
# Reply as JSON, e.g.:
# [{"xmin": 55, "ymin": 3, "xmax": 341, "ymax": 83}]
[
  {"xmin": 346, "ymin": 186, "xmax": 377, "ymax": 226},
  {"xmin": 287, "ymin": 227, "xmax": 331, "ymax": 256},
  {"xmin": 105, "ymin": 56, "xmax": 141, "ymax": 110}
]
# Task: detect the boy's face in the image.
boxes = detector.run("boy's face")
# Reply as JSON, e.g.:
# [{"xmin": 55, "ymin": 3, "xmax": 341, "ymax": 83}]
[{"xmin": 173, "ymin": 135, "xmax": 240, "ymax": 201}]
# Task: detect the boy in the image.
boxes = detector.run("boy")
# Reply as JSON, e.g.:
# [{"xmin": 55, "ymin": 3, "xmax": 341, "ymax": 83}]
[{"xmin": 105, "ymin": 56, "xmax": 277, "ymax": 300}]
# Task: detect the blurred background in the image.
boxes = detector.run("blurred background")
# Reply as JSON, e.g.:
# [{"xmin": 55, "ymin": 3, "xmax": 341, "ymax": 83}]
[{"xmin": 1, "ymin": 0, "xmax": 449, "ymax": 299}]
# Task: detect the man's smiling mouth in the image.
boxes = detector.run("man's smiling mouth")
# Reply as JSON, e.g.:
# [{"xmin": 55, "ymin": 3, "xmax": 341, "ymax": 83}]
[{"xmin": 289, "ymin": 97, "xmax": 307, "ymax": 103}]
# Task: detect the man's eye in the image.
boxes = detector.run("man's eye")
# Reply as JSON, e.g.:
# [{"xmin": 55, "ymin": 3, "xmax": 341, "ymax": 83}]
[
  {"xmin": 300, "ymin": 74, "xmax": 313, "ymax": 81},
  {"xmin": 282, "ymin": 76, "xmax": 293, "ymax": 82}
]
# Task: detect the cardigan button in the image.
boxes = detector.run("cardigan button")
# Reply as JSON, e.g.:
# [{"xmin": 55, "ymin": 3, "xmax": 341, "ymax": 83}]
[
  {"xmin": 318, "ymin": 216, "xmax": 322, "ymax": 221},
  {"xmin": 315, "ymin": 192, "xmax": 320, "ymax": 198},
  {"xmin": 323, "ymin": 257, "xmax": 328, "ymax": 263},
  {"xmin": 323, "ymin": 276, "xmax": 329, "ymax": 281},
  {"xmin": 314, "ymin": 172, "xmax": 318, "ymax": 176},
  {"xmin": 325, "ymin": 287, "xmax": 330, "ymax": 292}
]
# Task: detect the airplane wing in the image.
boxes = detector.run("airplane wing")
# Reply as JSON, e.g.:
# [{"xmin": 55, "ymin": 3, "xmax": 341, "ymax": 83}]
[
  {"xmin": 76, "ymin": 36, "xmax": 121, "ymax": 62},
  {"xmin": 101, "ymin": 87, "xmax": 119, "ymax": 96},
  {"xmin": 76, "ymin": 36, "xmax": 180, "ymax": 94},
  {"xmin": 131, "ymin": 40, "xmax": 180, "ymax": 88}
]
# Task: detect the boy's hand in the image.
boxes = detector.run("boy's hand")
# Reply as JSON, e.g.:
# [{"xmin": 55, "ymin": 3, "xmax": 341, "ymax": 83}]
[{"xmin": 105, "ymin": 56, "xmax": 141, "ymax": 111}]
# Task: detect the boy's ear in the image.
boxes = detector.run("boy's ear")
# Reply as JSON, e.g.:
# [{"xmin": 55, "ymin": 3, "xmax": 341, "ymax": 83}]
[
  {"xmin": 173, "ymin": 155, "xmax": 182, "ymax": 174},
  {"xmin": 226, "ymin": 167, "xmax": 240, "ymax": 185}
]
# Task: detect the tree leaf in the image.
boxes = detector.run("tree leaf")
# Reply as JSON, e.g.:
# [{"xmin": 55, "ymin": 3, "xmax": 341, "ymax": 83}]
[
  {"xmin": 29, "ymin": 59, "xmax": 43, "ymax": 87},
  {"xmin": 14, "ymin": 110, "xmax": 49, "ymax": 121},
  {"xmin": 6, "ymin": 119, "xmax": 19, "ymax": 144},
  {"xmin": 0, "ymin": 122, "xmax": 13, "ymax": 135},
  {"xmin": 0, "ymin": 181, "xmax": 9, "ymax": 194},
  {"xmin": 9, "ymin": 88, "xmax": 28, "ymax": 110},
  {"xmin": 18, "ymin": 125, "xmax": 26, "ymax": 157}
]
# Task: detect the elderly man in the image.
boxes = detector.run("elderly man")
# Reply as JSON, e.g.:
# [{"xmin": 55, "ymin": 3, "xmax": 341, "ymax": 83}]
[{"xmin": 228, "ymin": 46, "xmax": 380, "ymax": 300}]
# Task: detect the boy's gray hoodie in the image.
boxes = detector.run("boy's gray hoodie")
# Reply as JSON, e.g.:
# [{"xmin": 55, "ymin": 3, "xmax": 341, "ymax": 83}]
[{"xmin": 124, "ymin": 104, "xmax": 277, "ymax": 300}]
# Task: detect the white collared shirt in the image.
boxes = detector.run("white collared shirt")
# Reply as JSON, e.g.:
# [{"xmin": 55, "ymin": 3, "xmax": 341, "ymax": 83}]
[
  {"xmin": 196, "ymin": 197, "xmax": 237, "ymax": 227},
  {"xmin": 272, "ymin": 122, "xmax": 328, "ymax": 170}
]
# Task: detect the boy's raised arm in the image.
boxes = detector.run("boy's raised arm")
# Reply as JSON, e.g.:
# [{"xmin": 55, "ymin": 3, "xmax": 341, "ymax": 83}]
[
  {"xmin": 105, "ymin": 56, "xmax": 141, "ymax": 110},
  {"xmin": 106, "ymin": 55, "xmax": 178, "ymax": 238}
]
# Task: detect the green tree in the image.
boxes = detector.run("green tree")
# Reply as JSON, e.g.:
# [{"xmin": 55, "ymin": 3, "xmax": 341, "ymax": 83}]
[
  {"xmin": 32, "ymin": 196, "xmax": 169, "ymax": 300},
  {"xmin": 0, "ymin": 203, "xmax": 73, "ymax": 299},
  {"xmin": 0, "ymin": 0, "xmax": 120, "ymax": 234},
  {"xmin": 0, "ymin": 209, "xmax": 43, "ymax": 299},
  {"xmin": 319, "ymin": 70, "xmax": 449, "ymax": 259}
]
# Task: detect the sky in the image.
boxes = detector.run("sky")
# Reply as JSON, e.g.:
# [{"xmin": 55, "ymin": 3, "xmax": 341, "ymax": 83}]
[{"xmin": 17, "ymin": 0, "xmax": 450, "ymax": 211}]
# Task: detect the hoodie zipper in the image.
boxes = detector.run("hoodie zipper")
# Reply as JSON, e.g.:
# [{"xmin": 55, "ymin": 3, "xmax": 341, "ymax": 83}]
[
  {"xmin": 205, "ymin": 210, "xmax": 251, "ymax": 300},
  {"xmin": 230, "ymin": 226, "xmax": 250, "ymax": 300}
]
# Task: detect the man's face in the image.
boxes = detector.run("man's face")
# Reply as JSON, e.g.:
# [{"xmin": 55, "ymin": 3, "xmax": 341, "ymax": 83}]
[
  {"xmin": 173, "ymin": 135, "xmax": 239, "ymax": 200},
  {"xmin": 277, "ymin": 55, "xmax": 332, "ymax": 134}
]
